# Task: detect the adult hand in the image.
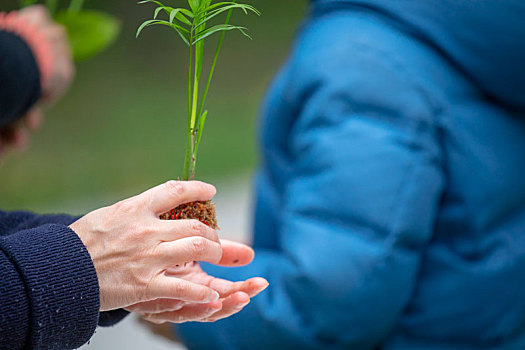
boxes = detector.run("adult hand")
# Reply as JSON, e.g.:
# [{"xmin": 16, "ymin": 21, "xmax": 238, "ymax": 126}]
[
  {"xmin": 70, "ymin": 181, "xmax": 225, "ymax": 312},
  {"xmin": 127, "ymin": 240, "xmax": 269, "ymax": 324},
  {"xmin": 18, "ymin": 5, "xmax": 74, "ymax": 103}
]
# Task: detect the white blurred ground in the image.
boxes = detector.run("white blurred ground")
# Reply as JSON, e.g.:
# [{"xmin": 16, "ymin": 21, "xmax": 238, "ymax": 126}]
[{"xmin": 79, "ymin": 175, "xmax": 253, "ymax": 350}]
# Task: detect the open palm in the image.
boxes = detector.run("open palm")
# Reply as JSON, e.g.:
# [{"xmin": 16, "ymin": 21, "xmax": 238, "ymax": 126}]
[{"xmin": 126, "ymin": 239, "xmax": 268, "ymax": 324}]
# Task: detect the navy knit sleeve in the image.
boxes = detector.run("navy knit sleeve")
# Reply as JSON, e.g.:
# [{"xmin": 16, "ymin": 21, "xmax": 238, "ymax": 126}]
[
  {"xmin": 0, "ymin": 30, "xmax": 41, "ymax": 129},
  {"xmin": 0, "ymin": 210, "xmax": 79, "ymax": 236},
  {"xmin": 0, "ymin": 224, "xmax": 100, "ymax": 349},
  {"xmin": 0, "ymin": 249, "xmax": 29, "ymax": 349},
  {"xmin": 0, "ymin": 210, "xmax": 129, "ymax": 330}
]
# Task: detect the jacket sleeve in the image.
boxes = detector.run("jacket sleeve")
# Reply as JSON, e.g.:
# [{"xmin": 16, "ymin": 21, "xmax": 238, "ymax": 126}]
[
  {"xmin": 177, "ymin": 39, "xmax": 445, "ymax": 349},
  {"xmin": 0, "ymin": 30, "xmax": 41, "ymax": 129},
  {"xmin": 0, "ymin": 210, "xmax": 129, "ymax": 331},
  {"xmin": 0, "ymin": 223, "xmax": 100, "ymax": 350}
]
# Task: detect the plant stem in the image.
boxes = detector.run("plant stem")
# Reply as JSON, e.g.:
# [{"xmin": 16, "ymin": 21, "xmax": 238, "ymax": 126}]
[
  {"xmin": 188, "ymin": 39, "xmax": 201, "ymax": 179},
  {"xmin": 190, "ymin": 59, "xmax": 199, "ymax": 135},
  {"xmin": 185, "ymin": 16, "xmax": 207, "ymax": 180},
  {"xmin": 183, "ymin": 3, "xmax": 236, "ymax": 181},
  {"xmin": 183, "ymin": 30, "xmax": 194, "ymax": 181},
  {"xmin": 189, "ymin": 67, "xmax": 198, "ymax": 179}
]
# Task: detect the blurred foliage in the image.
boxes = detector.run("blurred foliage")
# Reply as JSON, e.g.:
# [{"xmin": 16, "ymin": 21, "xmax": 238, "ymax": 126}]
[
  {"xmin": 0, "ymin": 0, "xmax": 307, "ymax": 213},
  {"xmin": 19, "ymin": 0, "xmax": 121, "ymax": 61},
  {"xmin": 55, "ymin": 9, "xmax": 121, "ymax": 61}
]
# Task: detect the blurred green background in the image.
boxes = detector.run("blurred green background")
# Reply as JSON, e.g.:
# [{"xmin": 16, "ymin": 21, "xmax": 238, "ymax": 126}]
[{"xmin": 0, "ymin": 0, "xmax": 307, "ymax": 213}]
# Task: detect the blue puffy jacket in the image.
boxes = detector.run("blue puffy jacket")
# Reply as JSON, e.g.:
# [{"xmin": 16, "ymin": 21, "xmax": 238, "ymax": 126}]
[{"xmin": 178, "ymin": 1, "xmax": 525, "ymax": 349}]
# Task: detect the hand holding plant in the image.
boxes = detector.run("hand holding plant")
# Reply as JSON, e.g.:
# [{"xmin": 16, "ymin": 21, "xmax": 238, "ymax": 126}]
[
  {"xmin": 137, "ymin": 0, "xmax": 259, "ymax": 227},
  {"xmin": 134, "ymin": 0, "xmax": 266, "ymax": 325}
]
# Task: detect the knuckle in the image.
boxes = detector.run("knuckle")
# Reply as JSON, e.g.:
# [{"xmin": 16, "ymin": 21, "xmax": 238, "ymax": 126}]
[
  {"xmin": 189, "ymin": 220, "xmax": 206, "ymax": 236},
  {"xmin": 140, "ymin": 224, "xmax": 157, "ymax": 236},
  {"xmin": 165, "ymin": 180, "xmax": 184, "ymax": 198},
  {"xmin": 191, "ymin": 237, "xmax": 208, "ymax": 255}
]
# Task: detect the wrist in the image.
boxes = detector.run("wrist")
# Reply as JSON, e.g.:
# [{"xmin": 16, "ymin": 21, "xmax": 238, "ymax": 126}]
[{"xmin": 0, "ymin": 11, "xmax": 53, "ymax": 90}]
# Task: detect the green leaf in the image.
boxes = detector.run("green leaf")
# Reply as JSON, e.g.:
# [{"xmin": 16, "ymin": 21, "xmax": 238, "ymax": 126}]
[
  {"xmin": 192, "ymin": 24, "xmax": 250, "ymax": 44},
  {"xmin": 136, "ymin": 19, "xmax": 159, "ymax": 38},
  {"xmin": 136, "ymin": 19, "xmax": 190, "ymax": 46},
  {"xmin": 170, "ymin": 8, "xmax": 193, "ymax": 26},
  {"xmin": 154, "ymin": 6, "xmax": 168, "ymax": 19},
  {"xmin": 55, "ymin": 10, "xmax": 121, "ymax": 61},
  {"xmin": 194, "ymin": 3, "xmax": 259, "ymax": 28},
  {"xmin": 196, "ymin": 1, "xmax": 247, "ymax": 15},
  {"xmin": 139, "ymin": 0, "xmax": 193, "ymax": 28},
  {"xmin": 138, "ymin": 0, "xmax": 167, "ymax": 8},
  {"xmin": 150, "ymin": 6, "xmax": 193, "ymax": 26},
  {"xmin": 188, "ymin": 0, "xmax": 200, "ymax": 12}
]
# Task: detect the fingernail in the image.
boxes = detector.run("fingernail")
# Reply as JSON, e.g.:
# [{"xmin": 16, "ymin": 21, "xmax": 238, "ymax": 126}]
[{"xmin": 210, "ymin": 291, "xmax": 220, "ymax": 301}]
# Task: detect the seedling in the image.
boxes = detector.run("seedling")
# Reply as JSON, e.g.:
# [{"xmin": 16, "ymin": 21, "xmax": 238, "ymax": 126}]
[{"xmin": 137, "ymin": 0, "xmax": 260, "ymax": 227}]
